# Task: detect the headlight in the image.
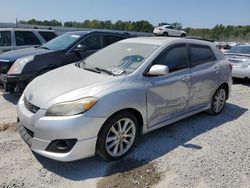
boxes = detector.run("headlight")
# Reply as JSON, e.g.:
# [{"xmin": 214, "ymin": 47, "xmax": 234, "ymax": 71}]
[
  {"xmin": 7, "ymin": 56, "xmax": 34, "ymax": 74},
  {"xmin": 46, "ymin": 97, "xmax": 98, "ymax": 116}
]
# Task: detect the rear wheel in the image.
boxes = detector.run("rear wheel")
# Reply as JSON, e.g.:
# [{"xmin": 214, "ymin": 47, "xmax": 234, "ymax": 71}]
[
  {"xmin": 208, "ymin": 86, "xmax": 227, "ymax": 115},
  {"xmin": 97, "ymin": 111, "xmax": 138, "ymax": 160}
]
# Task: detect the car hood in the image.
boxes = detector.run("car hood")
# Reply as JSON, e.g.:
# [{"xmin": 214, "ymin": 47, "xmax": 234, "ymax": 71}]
[
  {"xmin": 23, "ymin": 64, "xmax": 125, "ymax": 109},
  {"xmin": 0, "ymin": 47, "xmax": 51, "ymax": 62}
]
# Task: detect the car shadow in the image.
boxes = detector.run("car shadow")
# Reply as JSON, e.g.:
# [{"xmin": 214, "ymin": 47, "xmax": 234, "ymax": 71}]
[
  {"xmin": 2, "ymin": 93, "xmax": 21, "ymax": 105},
  {"xmin": 0, "ymin": 87, "xmax": 21, "ymax": 105},
  {"xmin": 35, "ymin": 102, "xmax": 247, "ymax": 181},
  {"xmin": 233, "ymin": 78, "xmax": 250, "ymax": 86}
]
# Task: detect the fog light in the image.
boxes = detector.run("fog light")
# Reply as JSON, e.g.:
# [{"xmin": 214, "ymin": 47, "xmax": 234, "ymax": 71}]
[{"xmin": 46, "ymin": 139, "xmax": 77, "ymax": 153}]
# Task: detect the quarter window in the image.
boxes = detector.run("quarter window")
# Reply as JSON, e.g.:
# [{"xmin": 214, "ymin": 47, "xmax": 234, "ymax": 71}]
[
  {"xmin": 0, "ymin": 31, "xmax": 11, "ymax": 47},
  {"xmin": 155, "ymin": 45, "xmax": 188, "ymax": 72},
  {"xmin": 190, "ymin": 45, "xmax": 215, "ymax": 67},
  {"xmin": 15, "ymin": 31, "xmax": 41, "ymax": 46},
  {"xmin": 80, "ymin": 35, "xmax": 102, "ymax": 51}
]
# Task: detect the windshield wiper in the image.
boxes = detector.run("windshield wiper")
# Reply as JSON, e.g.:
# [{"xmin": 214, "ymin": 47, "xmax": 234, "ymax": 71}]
[
  {"xmin": 83, "ymin": 67, "xmax": 101, "ymax": 74},
  {"xmin": 94, "ymin": 67, "xmax": 115, "ymax": 76},
  {"xmin": 39, "ymin": 46, "xmax": 50, "ymax": 50}
]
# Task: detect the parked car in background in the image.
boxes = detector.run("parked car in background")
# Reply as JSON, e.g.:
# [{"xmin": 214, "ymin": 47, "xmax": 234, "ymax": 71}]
[
  {"xmin": 0, "ymin": 28, "xmax": 57, "ymax": 54},
  {"xmin": 224, "ymin": 45, "xmax": 250, "ymax": 79},
  {"xmin": 0, "ymin": 31, "xmax": 132, "ymax": 92},
  {"xmin": 153, "ymin": 25, "xmax": 187, "ymax": 37},
  {"xmin": 17, "ymin": 37, "xmax": 231, "ymax": 162}
]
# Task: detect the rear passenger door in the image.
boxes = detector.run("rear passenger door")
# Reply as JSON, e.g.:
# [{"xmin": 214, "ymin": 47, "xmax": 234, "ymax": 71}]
[
  {"xmin": 14, "ymin": 31, "xmax": 41, "ymax": 50},
  {"xmin": 188, "ymin": 44, "xmax": 219, "ymax": 111}
]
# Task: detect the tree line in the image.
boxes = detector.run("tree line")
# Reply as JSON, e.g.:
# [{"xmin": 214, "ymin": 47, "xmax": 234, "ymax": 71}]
[{"xmin": 19, "ymin": 19, "xmax": 250, "ymax": 41}]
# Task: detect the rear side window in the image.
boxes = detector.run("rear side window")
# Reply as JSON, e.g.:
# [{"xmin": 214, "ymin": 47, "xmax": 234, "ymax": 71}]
[
  {"xmin": 15, "ymin": 31, "xmax": 41, "ymax": 46},
  {"xmin": 155, "ymin": 45, "xmax": 188, "ymax": 72},
  {"xmin": 190, "ymin": 45, "xmax": 215, "ymax": 67},
  {"xmin": 38, "ymin": 31, "xmax": 57, "ymax": 42},
  {"xmin": 80, "ymin": 35, "xmax": 102, "ymax": 51},
  {"xmin": 103, "ymin": 35, "xmax": 125, "ymax": 47},
  {"xmin": 0, "ymin": 31, "xmax": 11, "ymax": 47}
]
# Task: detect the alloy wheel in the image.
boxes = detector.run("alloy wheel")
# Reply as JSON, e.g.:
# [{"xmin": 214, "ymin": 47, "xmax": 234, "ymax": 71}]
[
  {"xmin": 105, "ymin": 118, "xmax": 136, "ymax": 157},
  {"xmin": 213, "ymin": 88, "xmax": 226, "ymax": 113}
]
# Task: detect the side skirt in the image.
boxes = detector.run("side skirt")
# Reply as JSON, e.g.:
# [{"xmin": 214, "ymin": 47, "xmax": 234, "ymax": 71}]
[{"xmin": 142, "ymin": 105, "xmax": 210, "ymax": 134}]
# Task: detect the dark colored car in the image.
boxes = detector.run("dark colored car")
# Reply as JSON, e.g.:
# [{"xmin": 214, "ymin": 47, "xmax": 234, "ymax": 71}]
[{"xmin": 0, "ymin": 31, "xmax": 132, "ymax": 92}]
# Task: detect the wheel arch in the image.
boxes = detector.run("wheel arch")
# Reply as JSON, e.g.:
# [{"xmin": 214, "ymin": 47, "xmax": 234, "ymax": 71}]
[{"xmin": 97, "ymin": 108, "xmax": 144, "ymax": 138}]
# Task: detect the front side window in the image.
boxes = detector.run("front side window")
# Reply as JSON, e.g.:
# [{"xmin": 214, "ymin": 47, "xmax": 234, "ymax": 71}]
[
  {"xmin": 38, "ymin": 31, "xmax": 57, "ymax": 42},
  {"xmin": 190, "ymin": 45, "xmax": 215, "ymax": 67},
  {"xmin": 155, "ymin": 45, "xmax": 188, "ymax": 72},
  {"xmin": 15, "ymin": 31, "xmax": 41, "ymax": 46},
  {"xmin": 80, "ymin": 35, "xmax": 102, "ymax": 51},
  {"xmin": 103, "ymin": 35, "xmax": 124, "ymax": 47},
  {"xmin": 0, "ymin": 31, "xmax": 11, "ymax": 47}
]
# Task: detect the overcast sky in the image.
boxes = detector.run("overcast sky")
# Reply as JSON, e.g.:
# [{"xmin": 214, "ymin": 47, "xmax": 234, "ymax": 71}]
[{"xmin": 1, "ymin": 0, "xmax": 250, "ymax": 28}]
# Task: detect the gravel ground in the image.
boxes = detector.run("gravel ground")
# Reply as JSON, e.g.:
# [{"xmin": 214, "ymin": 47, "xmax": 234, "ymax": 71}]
[{"xmin": 0, "ymin": 80, "xmax": 250, "ymax": 188}]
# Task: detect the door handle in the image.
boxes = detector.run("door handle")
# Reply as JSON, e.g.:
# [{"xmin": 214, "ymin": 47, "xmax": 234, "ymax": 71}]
[{"xmin": 214, "ymin": 66, "xmax": 220, "ymax": 73}]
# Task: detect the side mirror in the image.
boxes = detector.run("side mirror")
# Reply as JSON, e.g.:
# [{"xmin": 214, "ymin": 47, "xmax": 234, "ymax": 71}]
[
  {"xmin": 74, "ymin": 44, "xmax": 87, "ymax": 52},
  {"xmin": 148, "ymin": 64, "xmax": 169, "ymax": 76}
]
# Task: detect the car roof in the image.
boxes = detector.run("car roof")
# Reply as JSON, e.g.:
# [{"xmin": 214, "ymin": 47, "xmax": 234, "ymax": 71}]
[
  {"xmin": 119, "ymin": 37, "xmax": 215, "ymax": 46},
  {"xmin": 0, "ymin": 28, "xmax": 55, "ymax": 32},
  {"xmin": 63, "ymin": 30, "xmax": 130, "ymax": 36}
]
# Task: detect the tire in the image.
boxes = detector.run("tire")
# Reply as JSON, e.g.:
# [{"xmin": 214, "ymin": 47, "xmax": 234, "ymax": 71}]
[
  {"xmin": 181, "ymin": 33, "xmax": 186, "ymax": 38},
  {"xmin": 207, "ymin": 86, "xmax": 227, "ymax": 115},
  {"xmin": 163, "ymin": 32, "xmax": 168, "ymax": 36},
  {"xmin": 96, "ymin": 111, "xmax": 139, "ymax": 160}
]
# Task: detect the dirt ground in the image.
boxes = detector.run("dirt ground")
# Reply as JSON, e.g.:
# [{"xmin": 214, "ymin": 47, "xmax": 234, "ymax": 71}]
[{"xmin": 0, "ymin": 79, "xmax": 249, "ymax": 188}]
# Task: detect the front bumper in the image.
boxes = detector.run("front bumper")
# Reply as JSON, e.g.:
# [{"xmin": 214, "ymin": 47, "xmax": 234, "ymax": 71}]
[
  {"xmin": 0, "ymin": 73, "xmax": 32, "ymax": 83},
  {"xmin": 0, "ymin": 73, "xmax": 34, "ymax": 92},
  {"xmin": 17, "ymin": 96, "xmax": 107, "ymax": 162}
]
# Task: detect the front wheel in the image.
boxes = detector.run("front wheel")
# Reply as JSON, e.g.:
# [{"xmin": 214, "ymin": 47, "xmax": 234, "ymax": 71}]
[
  {"xmin": 181, "ymin": 33, "xmax": 186, "ymax": 37},
  {"xmin": 208, "ymin": 86, "xmax": 227, "ymax": 115},
  {"xmin": 96, "ymin": 111, "xmax": 139, "ymax": 160}
]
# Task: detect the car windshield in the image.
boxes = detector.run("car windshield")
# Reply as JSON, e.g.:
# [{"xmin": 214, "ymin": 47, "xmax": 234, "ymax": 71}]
[
  {"xmin": 81, "ymin": 42, "xmax": 159, "ymax": 76},
  {"xmin": 227, "ymin": 46, "xmax": 250, "ymax": 55},
  {"xmin": 41, "ymin": 32, "xmax": 86, "ymax": 51}
]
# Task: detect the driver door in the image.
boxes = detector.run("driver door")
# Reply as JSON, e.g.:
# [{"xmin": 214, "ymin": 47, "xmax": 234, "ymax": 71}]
[{"xmin": 144, "ymin": 44, "xmax": 191, "ymax": 127}]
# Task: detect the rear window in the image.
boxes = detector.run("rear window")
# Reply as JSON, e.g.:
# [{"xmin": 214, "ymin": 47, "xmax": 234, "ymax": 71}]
[
  {"xmin": 38, "ymin": 31, "xmax": 57, "ymax": 42},
  {"xmin": 190, "ymin": 45, "xmax": 215, "ymax": 67},
  {"xmin": 15, "ymin": 31, "xmax": 41, "ymax": 46},
  {"xmin": 227, "ymin": 46, "xmax": 250, "ymax": 55},
  {"xmin": 0, "ymin": 31, "xmax": 11, "ymax": 47}
]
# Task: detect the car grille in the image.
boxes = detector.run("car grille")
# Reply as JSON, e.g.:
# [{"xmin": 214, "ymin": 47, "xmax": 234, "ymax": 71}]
[
  {"xmin": 24, "ymin": 96, "xmax": 40, "ymax": 113},
  {"xmin": 0, "ymin": 61, "xmax": 12, "ymax": 74}
]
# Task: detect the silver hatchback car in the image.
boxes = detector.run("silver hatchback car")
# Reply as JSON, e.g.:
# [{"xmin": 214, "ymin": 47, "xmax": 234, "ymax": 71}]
[{"xmin": 17, "ymin": 37, "xmax": 232, "ymax": 161}]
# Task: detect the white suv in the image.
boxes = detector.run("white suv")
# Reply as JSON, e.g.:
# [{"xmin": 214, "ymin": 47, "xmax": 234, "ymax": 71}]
[
  {"xmin": 0, "ymin": 28, "xmax": 57, "ymax": 54},
  {"xmin": 153, "ymin": 25, "xmax": 187, "ymax": 37}
]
